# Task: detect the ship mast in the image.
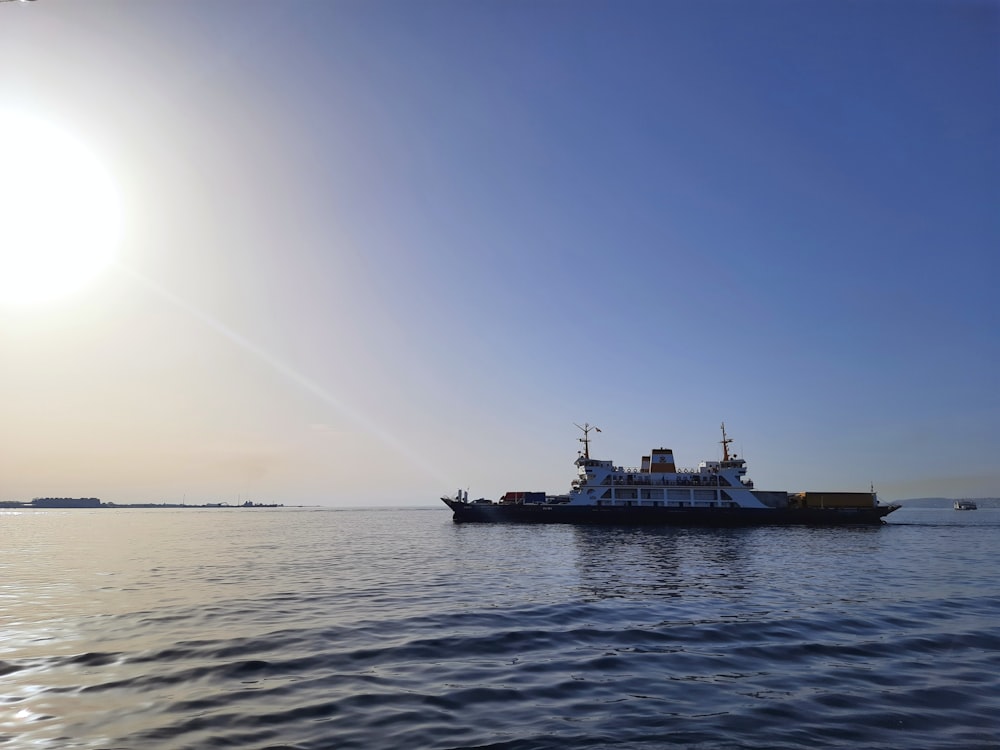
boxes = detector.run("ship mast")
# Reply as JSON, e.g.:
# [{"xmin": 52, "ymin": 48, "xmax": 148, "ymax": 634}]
[
  {"xmin": 720, "ymin": 422, "xmax": 733, "ymax": 462},
  {"xmin": 574, "ymin": 422, "xmax": 600, "ymax": 460}
]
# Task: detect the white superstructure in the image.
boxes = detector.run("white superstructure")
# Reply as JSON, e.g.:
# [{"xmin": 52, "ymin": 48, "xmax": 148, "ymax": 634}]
[{"xmin": 555, "ymin": 423, "xmax": 780, "ymax": 510}]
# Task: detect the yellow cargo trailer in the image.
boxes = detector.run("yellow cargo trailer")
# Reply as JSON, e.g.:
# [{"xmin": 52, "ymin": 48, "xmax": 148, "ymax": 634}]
[{"xmin": 790, "ymin": 492, "xmax": 876, "ymax": 509}]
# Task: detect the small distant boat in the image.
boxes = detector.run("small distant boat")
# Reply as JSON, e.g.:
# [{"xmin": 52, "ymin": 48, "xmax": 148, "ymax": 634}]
[{"xmin": 954, "ymin": 499, "xmax": 978, "ymax": 510}]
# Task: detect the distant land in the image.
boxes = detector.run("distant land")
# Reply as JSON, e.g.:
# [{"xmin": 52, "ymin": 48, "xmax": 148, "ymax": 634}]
[{"xmin": 0, "ymin": 498, "xmax": 284, "ymax": 509}]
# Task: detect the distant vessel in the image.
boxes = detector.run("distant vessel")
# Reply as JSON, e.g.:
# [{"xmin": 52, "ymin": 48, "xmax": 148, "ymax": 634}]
[
  {"xmin": 954, "ymin": 499, "xmax": 978, "ymax": 511},
  {"xmin": 442, "ymin": 424, "xmax": 899, "ymax": 526}
]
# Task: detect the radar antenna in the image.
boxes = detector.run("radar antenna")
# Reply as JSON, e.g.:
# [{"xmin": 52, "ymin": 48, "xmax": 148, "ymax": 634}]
[
  {"xmin": 574, "ymin": 422, "xmax": 601, "ymax": 460},
  {"xmin": 720, "ymin": 422, "xmax": 733, "ymax": 462}
]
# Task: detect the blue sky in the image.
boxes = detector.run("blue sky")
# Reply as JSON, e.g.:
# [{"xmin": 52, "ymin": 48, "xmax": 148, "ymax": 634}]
[{"xmin": 0, "ymin": 0, "xmax": 997, "ymax": 504}]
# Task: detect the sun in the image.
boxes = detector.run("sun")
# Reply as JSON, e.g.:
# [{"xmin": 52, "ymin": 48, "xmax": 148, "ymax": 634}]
[{"xmin": 0, "ymin": 111, "xmax": 122, "ymax": 306}]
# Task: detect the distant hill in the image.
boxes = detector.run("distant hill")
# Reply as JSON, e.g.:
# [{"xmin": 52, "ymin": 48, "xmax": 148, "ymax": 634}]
[{"xmin": 895, "ymin": 497, "xmax": 1000, "ymax": 509}]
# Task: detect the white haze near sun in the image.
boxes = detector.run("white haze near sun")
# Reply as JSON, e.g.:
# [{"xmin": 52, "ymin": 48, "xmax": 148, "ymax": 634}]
[{"xmin": 0, "ymin": 111, "xmax": 122, "ymax": 306}]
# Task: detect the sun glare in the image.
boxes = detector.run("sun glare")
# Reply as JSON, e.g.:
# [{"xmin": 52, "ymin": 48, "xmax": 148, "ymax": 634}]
[{"xmin": 0, "ymin": 112, "xmax": 121, "ymax": 306}]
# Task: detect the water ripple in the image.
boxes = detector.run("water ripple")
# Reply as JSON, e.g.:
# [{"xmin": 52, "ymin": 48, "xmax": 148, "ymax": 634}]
[{"xmin": 0, "ymin": 508, "xmax": 998, "ymax": 749}]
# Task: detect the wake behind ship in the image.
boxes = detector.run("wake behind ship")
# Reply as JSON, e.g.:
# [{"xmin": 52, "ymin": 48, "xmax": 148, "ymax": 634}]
[{"xmin": 442, "ymin": 424, "xmax": 899, "ymax": 526}]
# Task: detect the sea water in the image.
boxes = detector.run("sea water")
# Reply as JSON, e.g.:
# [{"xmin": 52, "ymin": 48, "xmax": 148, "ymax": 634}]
[{"xmin": 0, "ymin": 507, "xmax": 997, "ymax": 749}]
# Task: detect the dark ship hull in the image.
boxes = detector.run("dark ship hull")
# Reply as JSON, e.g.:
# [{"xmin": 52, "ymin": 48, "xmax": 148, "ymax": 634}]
[{"xmin": 443, "ymin": 499, "xmax": 897, "ymax": 526}]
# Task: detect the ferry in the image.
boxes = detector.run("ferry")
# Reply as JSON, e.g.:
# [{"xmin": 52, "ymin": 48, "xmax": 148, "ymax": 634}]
[
  {"xmin": 442, "ymin": 423, "xmax": 900, "ymax": 526},
  {"xmin": 954, "ymin": 499, "xmax": 978, "ymax": 510}
]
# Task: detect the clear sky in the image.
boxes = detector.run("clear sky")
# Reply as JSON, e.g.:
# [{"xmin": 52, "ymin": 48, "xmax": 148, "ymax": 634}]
[{"xmin": 0, "ymin": 0, "xmax": 997, "ymax": 505}]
